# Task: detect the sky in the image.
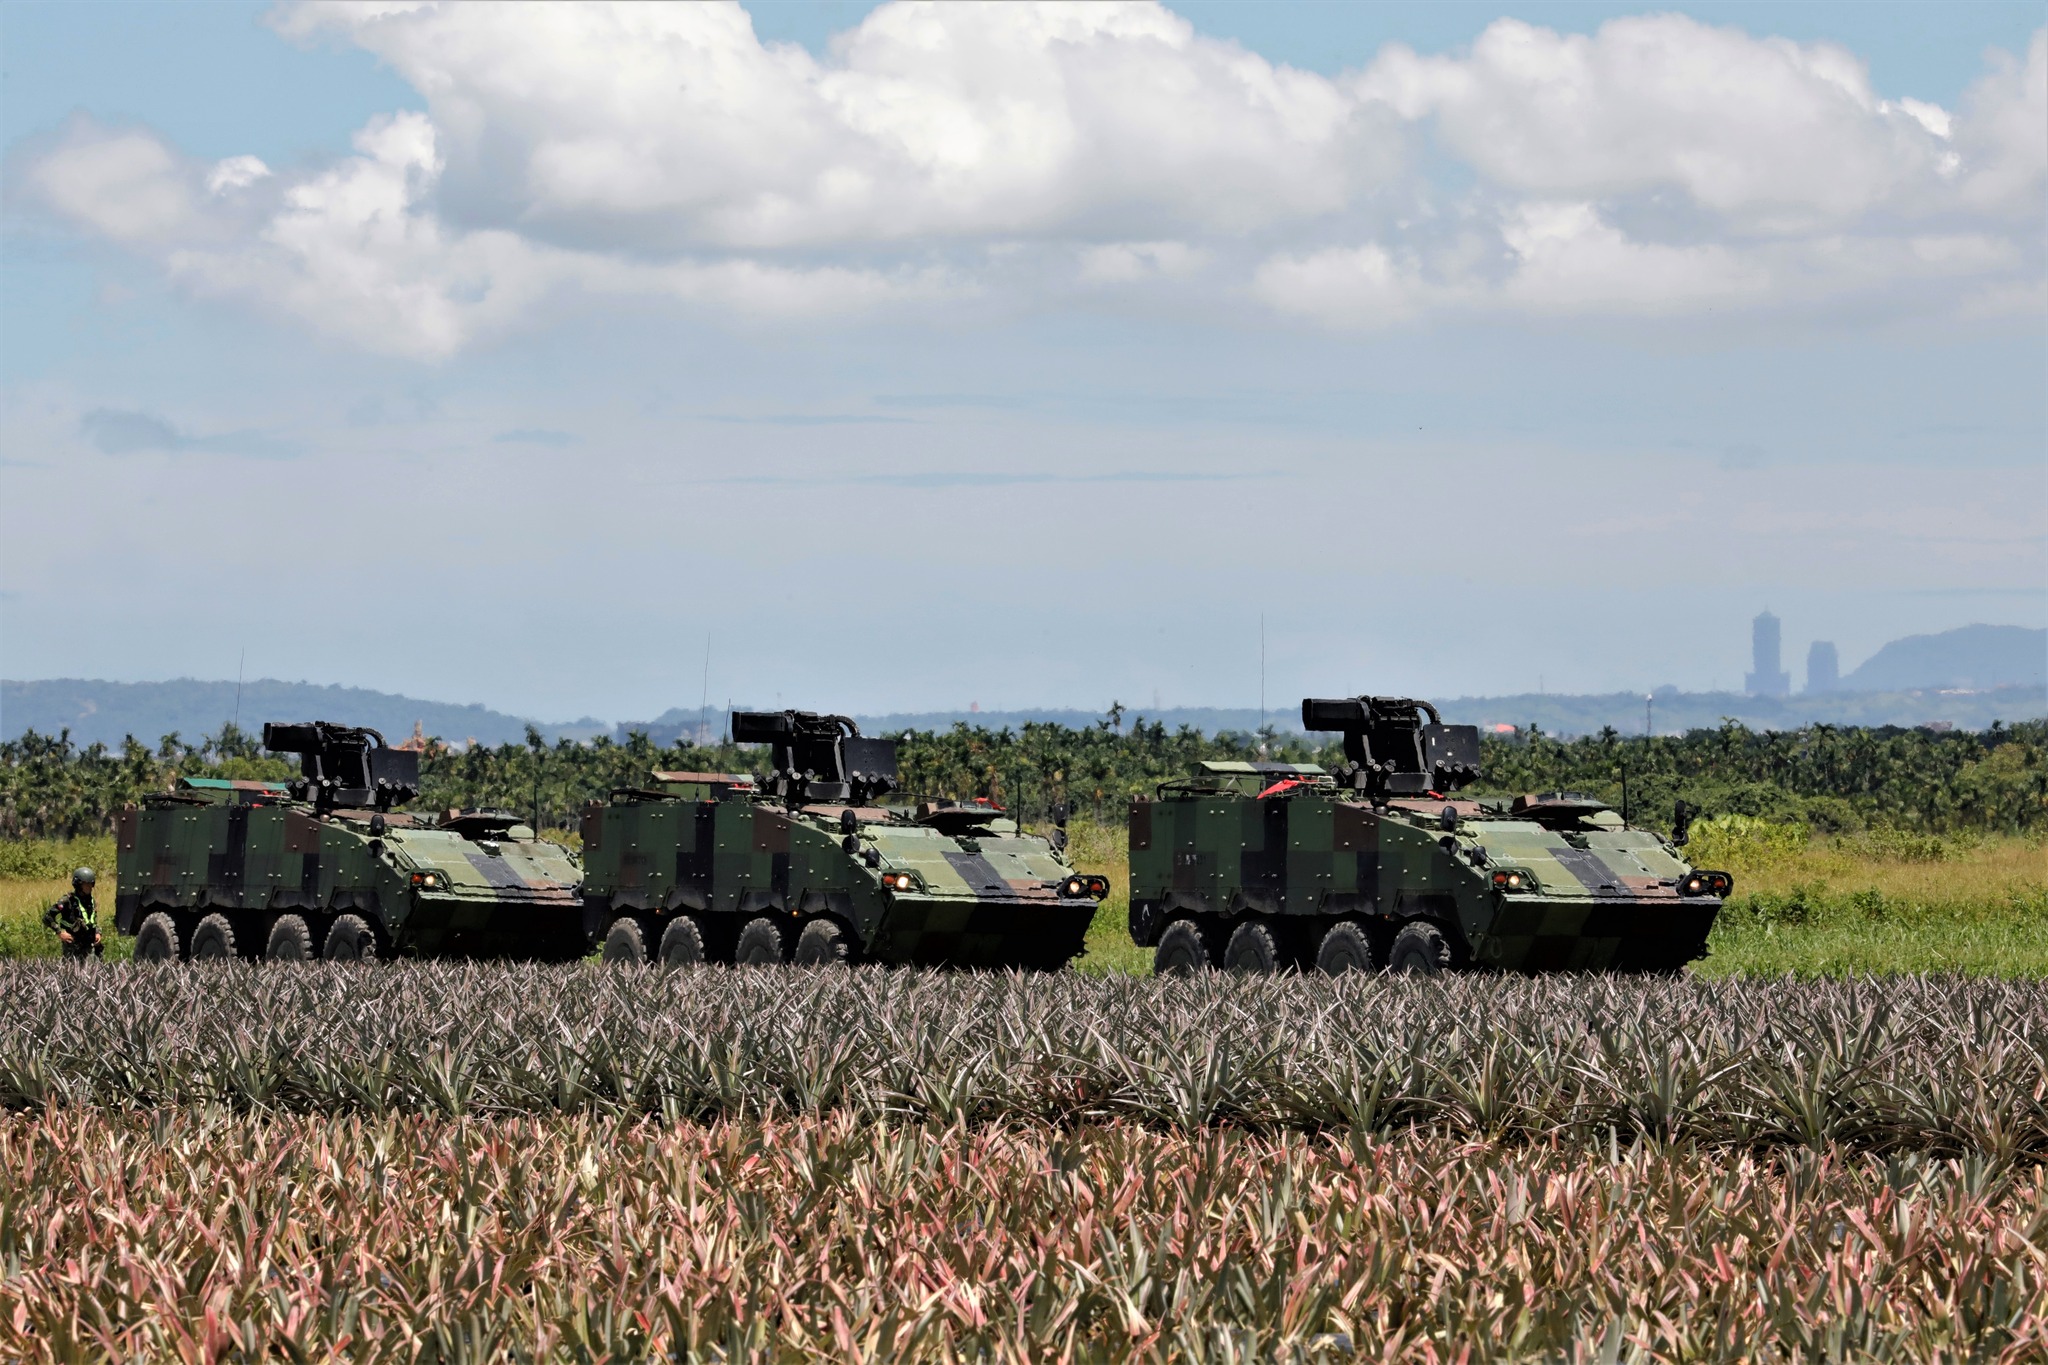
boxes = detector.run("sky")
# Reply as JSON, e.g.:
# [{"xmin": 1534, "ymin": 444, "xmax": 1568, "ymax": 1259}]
[{"xmin": 2, "ymin": 0, "xmax": 2043, "ymax": 724}]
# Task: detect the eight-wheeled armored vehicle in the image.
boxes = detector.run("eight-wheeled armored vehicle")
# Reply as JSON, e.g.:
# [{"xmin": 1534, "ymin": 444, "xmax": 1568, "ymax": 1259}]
[
  {"xmin": 113, "ymin": 722, "xmax": 585, "ymax": 962},
  {"xmin": 1127, "ymin": 696, "xmax": 1731, "ymax": 975},
  {"xmin": 581, "ymin": 709, "xmax": 1107, "ymax": 968}
]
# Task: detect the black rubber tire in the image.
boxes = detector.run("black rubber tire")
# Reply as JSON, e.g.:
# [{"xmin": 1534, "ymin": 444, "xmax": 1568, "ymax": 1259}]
[
  {"xmin": 733, "ymin": 916, "xmax": 787, "ymax": 966},
  {"xmin": 1153, "ymin": 919, "xmax": 1214, "ymax": 976},
  {"xmin": 1315, "ymin": 920, "xmax": 1378, "ymax": 975},
  {"xmin": 792, "ymin": 918, "xmax": 852, "ymax": 967},
  {"xmin": 657, "ymin": 915, "xmax": 707, "ymax": 967},
  {"xmin": 1387, "ymin": 921, "xmax": 1452, "ymax": 975},
  {"xmin": 323, "ymin": 913, "xmax": 378, "ymax": 962},
  {"xmin": 1223, "ymin": 919, "xmax": 1281, "ymax": 973},
  {"xmin": 602, "ymin": 916, "xmax": 650, "ymax": 967},
  {"xmin": 134, "ymin": 912, "xmax": 181, "ymax": 963},
  {"xmin": 189, "ymin": 913, "xmax": 238, "ymax": 961},
  {"xmin": 265, "ymin": 914, "xmax": 314, "ymax": 963}
]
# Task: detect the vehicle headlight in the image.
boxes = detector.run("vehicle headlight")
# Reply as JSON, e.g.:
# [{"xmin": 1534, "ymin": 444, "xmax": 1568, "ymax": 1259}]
[
  {"xmin": 410, "ymin": 871, "xmax": 446, "ymax": 891},
  {"xmin": 1490, "ymin": 868, "xmax": 1535, "ymax": 892},
  {"xmin": 882, "ymin": 871, "xmax": 919, "ymax": 892},
  {"xmin": 1062, "ymin": 877, "xmax": 1086, "ymax": 898},
  {"xmin": 1680, "ymin": 870, "xmax": 1733, "ymax": 897}
]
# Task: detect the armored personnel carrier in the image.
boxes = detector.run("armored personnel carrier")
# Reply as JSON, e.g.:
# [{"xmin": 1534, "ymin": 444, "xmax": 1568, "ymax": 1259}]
[
  {"xmin": 113, "ymin": 722, "xmax": 584, "ymax": 962},
  {"xmin": 1127, "ymin": 696, "xmax": 1731, "ymax": 975},
  {"xmin": 582, "ymin": 709, "xmax": 1107, "ymax": 968}
]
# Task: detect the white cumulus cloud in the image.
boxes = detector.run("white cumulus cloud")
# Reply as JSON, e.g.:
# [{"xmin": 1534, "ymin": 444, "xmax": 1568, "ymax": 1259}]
[
  {"xmin": 275, "ymin": 0, "xmax": 1383, "ymax": 250},
  {"xmin": 24, "ymin": 119, "xmax": 200, "ymax": 243},
  {"xmin": 13, "ymin": 3, "xmax": 2043, "ymax": 354},
  {"xmin": 1354, "ymin": 15, "xmax": 1971, "ymax": 230}
]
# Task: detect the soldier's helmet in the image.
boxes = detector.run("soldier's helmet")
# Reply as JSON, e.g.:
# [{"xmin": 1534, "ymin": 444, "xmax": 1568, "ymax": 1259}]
[{"xmin": 72, "ymin": 867, "xmax": 95, "ymax": 886}]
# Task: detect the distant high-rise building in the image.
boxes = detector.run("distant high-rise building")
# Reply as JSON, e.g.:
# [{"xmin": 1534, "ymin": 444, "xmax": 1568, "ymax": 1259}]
[
  {"xmin": 1745, "ymin": 611, "xmax": 1790, "ymax": 696},
  {"xmin": 1806, "ymin": 640, "xmax": 1840, "ymax": 694}
]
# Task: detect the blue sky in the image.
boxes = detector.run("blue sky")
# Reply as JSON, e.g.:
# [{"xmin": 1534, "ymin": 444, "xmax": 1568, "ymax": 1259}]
[{"xmin": 2, "ymin": 1, "xmax": 2042, "ymax": 723}]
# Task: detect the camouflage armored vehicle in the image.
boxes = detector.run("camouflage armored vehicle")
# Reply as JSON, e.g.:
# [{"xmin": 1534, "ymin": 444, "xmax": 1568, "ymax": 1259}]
[
  {"xmin": 582, "ymin": 709, "xmax": 1107, "ymax": 968},
  {"xmin": 113, "ymin": 722, "xmax": 584, "ymax": 962},
  {"xmin": 1127, "ymin": 696, "xmax": 1732, "ymax": 975}
]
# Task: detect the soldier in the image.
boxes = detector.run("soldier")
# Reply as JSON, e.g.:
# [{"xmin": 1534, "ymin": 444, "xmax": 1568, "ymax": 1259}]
[{"xmin": 42, "ymin": 867, "xmax": 104, "ymax": 960}]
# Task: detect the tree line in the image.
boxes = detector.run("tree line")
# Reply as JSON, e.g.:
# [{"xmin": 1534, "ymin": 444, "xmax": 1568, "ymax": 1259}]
[{"xmin": 4, "ymin": 714, "xmax": 2043, "ymax": 842}]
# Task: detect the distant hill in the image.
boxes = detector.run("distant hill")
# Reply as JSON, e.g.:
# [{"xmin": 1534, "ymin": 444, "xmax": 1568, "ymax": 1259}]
[
  {"xmin": 1, "ymin": 678, "xmax": 606, "ymax": 750},
  {"xmin": 1844, "ymin": 624, "xmax": 2045, "ymax": 692},
  {"xmin": 1431, "ymin": 686, "xmax": 2044, "ymax": 737}
]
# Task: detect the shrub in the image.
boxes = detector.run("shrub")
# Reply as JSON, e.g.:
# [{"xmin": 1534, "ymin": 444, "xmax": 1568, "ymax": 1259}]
[{"xmin": 1686, "ymin": 814, "xmax": 1808, "ymax": 871}]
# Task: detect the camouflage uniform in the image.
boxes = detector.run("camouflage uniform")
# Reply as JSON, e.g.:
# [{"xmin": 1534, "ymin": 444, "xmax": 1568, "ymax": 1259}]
[{"xmin": 42, "ymin": 889, "xmax": 104, "ymax": 960}]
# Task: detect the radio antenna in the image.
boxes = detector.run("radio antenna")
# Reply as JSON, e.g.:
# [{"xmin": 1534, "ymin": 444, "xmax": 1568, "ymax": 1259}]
[
  {"xmin": 1259, "ymin": 614, "xmax": 1267, "ymax": 756},
  {"xmin": 699, "ymin": 633, "xmax": 712, "ymax": 747}
]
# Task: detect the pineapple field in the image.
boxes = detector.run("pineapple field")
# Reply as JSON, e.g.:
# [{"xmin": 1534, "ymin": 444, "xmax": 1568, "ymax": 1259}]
[
  {"xmin": 6, "ymin": 1108, "xmax": 2042, "ymax": 1362},
  {"xmin": 3, "ymin": 964, "xmax": 2046, "ymax": 1361},
  {"xmin": 2, "ymin": 967, "xmax": 2045, "ymax": 1151}
]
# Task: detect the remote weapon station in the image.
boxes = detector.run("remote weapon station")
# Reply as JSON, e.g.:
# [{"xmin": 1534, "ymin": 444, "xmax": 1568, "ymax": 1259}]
[
  {"xmin": 113, "ymin": 722, "xmax": 584, "ymax": 961},
  {"xmin": 1126, "ymin": 696, "xmax": 1731, "ymax": 975},
  {"xmin": 581, "ymin": 709, "xmax": 1107, "ymax": 968}
]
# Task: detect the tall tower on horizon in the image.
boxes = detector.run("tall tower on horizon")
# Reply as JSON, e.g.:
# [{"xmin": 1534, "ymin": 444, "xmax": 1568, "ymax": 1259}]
[
  {"xmin": 1745, "ymin": 611, "xmax": 1791, "ymax": 697},
  {"xmin": 1806, "ymin": 640, "xmax": 1840, "ymax": 694}
]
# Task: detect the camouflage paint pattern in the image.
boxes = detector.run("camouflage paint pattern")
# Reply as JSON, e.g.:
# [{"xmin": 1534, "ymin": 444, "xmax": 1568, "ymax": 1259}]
[
  {"xmin": 1128, "ymin": 761, "xmax": 1727, "ymax": 973},
  {"xmin": 581, "ymin": 782, "xmax": 1101, "ymax": 968},
  {"xmin": 113, "ymin": 778, "xmax": 584, "ymax": 959}
]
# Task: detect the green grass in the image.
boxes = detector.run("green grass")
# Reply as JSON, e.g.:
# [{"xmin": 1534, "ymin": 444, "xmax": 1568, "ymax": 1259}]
[{"xmin": 1690, "ymin": 829, "xmax": 2048, "ymax": 977}]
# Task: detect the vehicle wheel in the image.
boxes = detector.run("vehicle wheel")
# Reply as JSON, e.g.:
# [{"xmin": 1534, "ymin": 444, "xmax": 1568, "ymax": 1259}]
[
  {"xmin": 657, "ymin": 915, "xmax": 707, "ymax": 967},
  {"xmin": 1222, "ymin": 919, "xmax": 1281, "ymax": 973},
  {"xmin": 323, "ymin": 913, "xmax": 378, "ymax": 962},
  {"xmin": 265, "ymin": 914, "xmax": 314, "ymax": 963},
  {"xmin": 189, "ymin": 913, "xmax": 238, "ymax": 961},
  {"xmin": 602, "ymin": 915, "xmax": 650, "ymax": 967},
  {"xmin": 1153, "ymin": 919, "xmax": 1214, "ymax": 976},
  {"xmin": 1387, "ymin": 921, "xmax": 1451, "ymax": 975},
  {"xmin": 1315, "ymin": 920, "xmax": 1378, "ymax": 975},
  {"xmin": 734, "ymin": 916, "xmax": 787, "ymax": 966},
  {"xmin": 134, "ymin": 912, "xmax": 181, "ymax": 963},
  {"xmin": 792, "ymin": 918, "xmax": 852, "ymax": 967}
]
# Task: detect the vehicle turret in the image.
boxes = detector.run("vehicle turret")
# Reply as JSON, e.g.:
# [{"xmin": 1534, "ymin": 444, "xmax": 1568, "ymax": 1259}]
[
  {"xmin": 731, "ymin": 709, "xmax": 899, "ymax": 805},
  {"xmin": 261, "ymin": 721, "xmax": 420, "ymax": 813},
  {"xmin": 1300, "ymin": 696, "xmax": 1482, "ymax": 801}
]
